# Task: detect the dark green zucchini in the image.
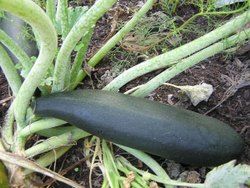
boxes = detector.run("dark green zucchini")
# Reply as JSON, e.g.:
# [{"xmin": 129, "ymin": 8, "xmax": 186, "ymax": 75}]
[{"xmin": 33, "ymin": 89, "xmax": 244, "ymax": 166}]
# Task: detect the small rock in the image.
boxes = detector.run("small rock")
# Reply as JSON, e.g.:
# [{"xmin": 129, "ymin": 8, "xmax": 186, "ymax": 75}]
[
  {"xmin": 179, "ymin": 171, "xmax": 201, "ymax": 183},
  {"xmin": 243, "ymin": 90, "xmax": 250, "ymax": 101},
  {"xmin": 100, "ymin": 70, "xmax": 116, "ymax": 84},
  {"xmin": 149, "ymin": 181, "xmax": 159, "ymax": 188},
  {"xmin": 167, "ymin": 161, "xmax": 181, "ymax": 179},
  {"xmin": 199, "ymin": 167, "xmax": 207, "ymax": 179}
]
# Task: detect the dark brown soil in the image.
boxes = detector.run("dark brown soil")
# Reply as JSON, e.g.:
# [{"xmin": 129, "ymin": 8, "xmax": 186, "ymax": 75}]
[
  {"xmin": 0, "ymin": 71, "xmax": 10, "ymax": 125},
  {"xmin": 0, "ymin": 1, "xmax": 249, "ymax": 187}
]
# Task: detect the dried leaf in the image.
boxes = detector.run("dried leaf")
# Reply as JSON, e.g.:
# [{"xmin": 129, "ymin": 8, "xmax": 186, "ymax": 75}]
[
  {"xmin": 164, "ymin": 83, "xmax": 214, "ymax": 106},
  {"xmin": 0, "ymin": 151, "xmax": 83, "ymax": 188}
]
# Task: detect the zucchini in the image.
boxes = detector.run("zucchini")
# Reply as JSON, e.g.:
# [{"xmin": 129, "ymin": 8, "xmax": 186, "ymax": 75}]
[{"xmin": 33, "ymin": 89, "xmax": 244, "ymax": 166}]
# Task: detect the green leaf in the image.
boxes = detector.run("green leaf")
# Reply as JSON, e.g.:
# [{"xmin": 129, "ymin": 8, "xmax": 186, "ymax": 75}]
[{"xmin": 204, "ymin": 160, "xmax": 250, "ymax": 188}]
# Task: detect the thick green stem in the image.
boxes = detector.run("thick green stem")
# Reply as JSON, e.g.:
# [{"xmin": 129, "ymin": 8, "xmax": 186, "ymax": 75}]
[
  {"xmin": 25, "ymin": 127, "xmax": 90, "ymax": 157},
  {"xmin": 132, "ymin": 29, "xmax": 250, "ymax": 97},
  {"xmin": 55, "ymin": 0, "xmax": 61, "ymax": 23},
  {"xmin": 74, "ymin": 0, "xmax": 155, "ymax": 88},
  {"xmin": 104, "ymin": 10, "xmax": 250, "ymax": 91},
  {"xmin": 0, "ymin": 29, "xmax": 32, "ymax": 72},
  {"xmin": 0, "ymin": 0, "xmax": 58, "ymax": 129},
  {"xmin": 0, "ymin": 44, "xmax": 21, "ymax": 152},
  {"xmin": 46, "ymin": 0, "xmax": 56, "ymax": 24},
  {"xmin": 52, "ymin": 0, "xmax": 117, "ymax": 92},
  {"xmin": 70, "ymin": 27, "xmax": 94, "ymax": 88},
  {"xmin": 57, "ymin": 0, "xmax": 69, "ymax": 39},
  {"xmin": 1, "ymin": 105, "xmax": 14, "ymax": 151},
  {"xmin": 0, "ymin": 45, "xmax": 22, "ymax": 96},
  {"xmin": 24, "ymin": 146, "xmax": 71, "ymax": 175},
  {"xmin": 19, "ymin": 118, "xmax": 66, "ymax": 137},
  {"xmin": 37, "ymin": 126, "xmax": 76, "ymax": 137}
]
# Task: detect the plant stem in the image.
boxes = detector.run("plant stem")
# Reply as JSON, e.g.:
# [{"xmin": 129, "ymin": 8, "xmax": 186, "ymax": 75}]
[
  {"xmin": 104, "ymin": 10, "xmax": 250, "ymax": 91},
  {"xmin": 70, "ymin": 27, "xmax": 94, "ymax": 88},
  {"xmin": 52, "ymin": 0, "xmax": 117, "ymax": 92},
  {"xmin": 0, "ymin": 45, "xmax": 22, "ymax": 96},
  {"xmin": 46, "ymin": 0, "xmax": 56, "ymax": 24},
  {"xmin": 0, "ymin": 29, "xmax": 32, "ymax": 73},
  {"xmin": 102, "ymin": 141, "xmax": 120, "ymax": 188},
  {"xmin": 132, "ymin": 29, "xmax": 250, "ymax": 97},
  {"xmin": 0, "ymin": 0, "xmax": 58, "ymax": 129},
  {"xmin": 117, "ymin": 145, "xmax": 172, "ymax": 188},
  {"xmin": 57, "ymin": 0, "xmax": 69, "ymax": 39},
  {"xmin": 25, "ymin": 127, "xmax": 90, "ymax": 157},
  {"xmin": 116, "ymin": 160, "xmax": 149, "ymax": 187},
  {"xmin": 19, "ymin": 118, "xmax": 66, "ymax": 137},
  {"xmin": 37, "ymin": 126, "xmax": 76, "ymax": 137},
  {"xmin": 0, "ymin": 150, "xmax": 83, "ymax": 188},
  {"xmin": 73, "ymin": 0, "xmax": 155, "ymax": 88},
  {"xmin": 24, "ymin": 146, "xmax": 71, "ymax": 175},
  {"xmin": 1, "ymin": 105, "xmax": 14, "ymax": 151},
  {"xmin": 55, "ymin": 0, "xmax": 61, "ymax": 26},
  {"xmin": 118, "ymin": 156, "xmax": 204, "ymax": 188}
]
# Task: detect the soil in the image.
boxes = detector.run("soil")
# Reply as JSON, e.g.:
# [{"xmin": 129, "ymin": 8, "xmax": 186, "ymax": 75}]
[{"xmin": 0, "ymin": 1, "xmax": 249, "ymax": 187}]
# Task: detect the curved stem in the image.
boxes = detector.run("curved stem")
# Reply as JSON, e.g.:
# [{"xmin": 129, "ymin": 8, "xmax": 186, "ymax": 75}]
[
  {"xmin": 117, "ymin": 145, "xmax": 171, "ymax": 180},
  {"xmin": 1, "ymin": 105, "xmax": 14, "ymax": 151},
  {"xmin": 118, "ymin": 157, "xmax": 204, "ymax": 188},
  {"xmin": 117, "ymin": 145, "xmax": 172, "ymax": 188},
  {"xmin": 52, "ymin": 0, "xmax": 117, "ymax": 92},
  {"xmin": 73, "ymin": 0, "xmax": 155, "ymax": 88},
  {"xmin": 104, "ymin": 10, "xmax": 250, "ymax": 91},
  {"xmin": 0, "ymin": 45, "xmax": 22, "ymax": 96},
  {"xmin": 19, "ymin": 118, "xmax": 66, "ymax": 137},
  {"xmin": 0, "ymin": 29, "xmax": 32, "ymax": 73},
  {"xmin": 0, "ymin": 0, "xmax": 58, "ymax": 129},
  {"xmin": 25, "ymin": 127, "xmax": 90, "ymax": 157},
  {"xmin": 132, "ymin": 29, "xmax": 250, "ymax": 97}
]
